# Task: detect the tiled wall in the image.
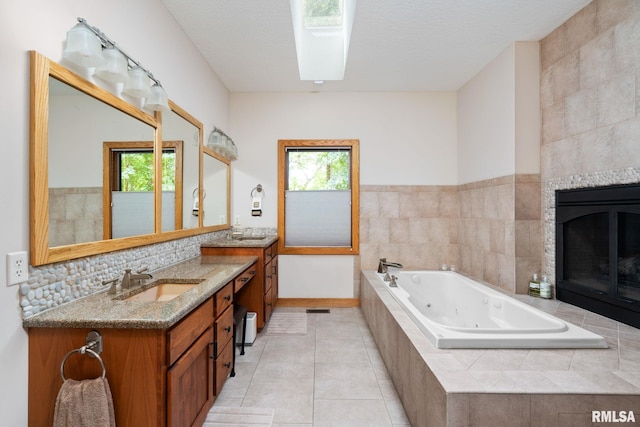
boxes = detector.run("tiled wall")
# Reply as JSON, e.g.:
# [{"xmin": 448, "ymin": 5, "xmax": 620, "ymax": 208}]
[
  {"xmin": 359, "ymin": 185, "xmax": 458, "ymax": 271},
  {"xmin": 458, "ymin": 175, "xmax": 541, "ymax": 293},
  {"xmin": 540, "ymin": 0, "xmax": 640, "ymax": 279},
  {"xmin": 49, "ymin": 187, "xmax": 103, "ymax": 246},
  {"xmin": 359, "ymin": 179, "xmax": 541, "ymax": 294}
]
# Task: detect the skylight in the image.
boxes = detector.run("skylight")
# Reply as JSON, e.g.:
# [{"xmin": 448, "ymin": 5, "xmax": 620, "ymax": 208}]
[{"xmin": 290, "ymin": 0, "xmax": 356, "ymax": 81}]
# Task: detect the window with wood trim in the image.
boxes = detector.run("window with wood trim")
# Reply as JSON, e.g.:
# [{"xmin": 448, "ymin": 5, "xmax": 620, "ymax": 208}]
[{"xmin": 278, "ymin": 139, "xmax": 359, "ymax": 255}]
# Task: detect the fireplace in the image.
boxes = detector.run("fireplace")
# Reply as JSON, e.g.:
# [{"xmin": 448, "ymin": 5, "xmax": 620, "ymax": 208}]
[{"xmin": 556, "ymin": 183, "xmax": 640, "ymax": 328}]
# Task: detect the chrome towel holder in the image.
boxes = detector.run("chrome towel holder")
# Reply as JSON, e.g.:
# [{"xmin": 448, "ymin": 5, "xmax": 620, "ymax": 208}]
[{"xmin": 60, "ymin": 330, "xmax": 106, "ymax": 381}]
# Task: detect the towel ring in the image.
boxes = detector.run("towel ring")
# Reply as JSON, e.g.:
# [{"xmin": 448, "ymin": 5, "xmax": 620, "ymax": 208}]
[{"xmin": 60, "ymin": 348, "xmax": 106, "ymax": 381}]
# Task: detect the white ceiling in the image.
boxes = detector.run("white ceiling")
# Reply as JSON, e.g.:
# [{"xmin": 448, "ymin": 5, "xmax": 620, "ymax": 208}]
[{"xmin": 161, "ymin": 0, "xmax": 590, "ymax": 93}]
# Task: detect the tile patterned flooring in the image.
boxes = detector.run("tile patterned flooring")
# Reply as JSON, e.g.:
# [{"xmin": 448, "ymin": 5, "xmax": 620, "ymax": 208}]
[{"xmin": 211, "ymin": 307, "xmax": 411, "ymax": 426}]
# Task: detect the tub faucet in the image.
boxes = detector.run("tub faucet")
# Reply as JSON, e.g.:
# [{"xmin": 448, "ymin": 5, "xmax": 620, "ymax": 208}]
[
  {"xmin": 389, "ymin": 275, "xmax": 398, "ymax": 287},
  {"xmin": 121, "ymin": 268, "xmax": 153, "ymax": 289},
  {"xmin": 377, "ymin": 258, "xmax": 403, "ymax": 274}
]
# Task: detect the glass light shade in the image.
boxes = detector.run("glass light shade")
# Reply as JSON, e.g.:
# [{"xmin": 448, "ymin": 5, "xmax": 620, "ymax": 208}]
[
  {"xmin": 144, "ymin": 84, "xmax": 171, "ymax": 112},
  {"xmin": 63, "ymin": 24, "xmax": 104, "ymax": 67},
  {"xmin": 207, "ymin": 130, "xmax": 222, "ymax": 149},
  {"xmin": 228, "ymin": 140, "xmax": 238, "ymax": 160},
  {"xmin": 94, "ymin": 47, "xmax": 129, "ymax": 83},
  {"xmin": 123, "ymin": 67, "xmax": 151, "ymax": 98}
]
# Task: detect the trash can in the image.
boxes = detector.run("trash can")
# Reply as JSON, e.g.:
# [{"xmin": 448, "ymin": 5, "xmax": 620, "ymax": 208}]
[{"xmin": 236, "ymin": 312, "xmax": 257, "ymax": 345}]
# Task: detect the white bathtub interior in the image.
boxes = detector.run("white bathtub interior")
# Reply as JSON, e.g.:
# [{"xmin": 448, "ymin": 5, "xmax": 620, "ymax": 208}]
[{"xmin": 377, "ymin": 270, "xmax": 608, "ymax": 349}]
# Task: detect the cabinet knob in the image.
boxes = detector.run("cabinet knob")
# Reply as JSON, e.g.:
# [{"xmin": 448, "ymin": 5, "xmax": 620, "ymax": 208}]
[
  {"xmin": 224, "ymin": 295, "xmax": 231, "ymax": 301},
  {"xmin": 224, "ymin": 362, "xmax": 231, "ymax": 369},
  {"xmin": 225, "ymin": 326, "xmax": 231, "ymax": 333},
  {"xmin": 241, "ymin": 277, "xmax": 249, "ymax": 283}
]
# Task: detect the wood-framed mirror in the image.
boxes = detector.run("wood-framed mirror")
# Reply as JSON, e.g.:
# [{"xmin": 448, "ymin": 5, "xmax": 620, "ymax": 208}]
[{"xmin": 30, "ymin": 51, "xmax": 230, "ymax": 266}]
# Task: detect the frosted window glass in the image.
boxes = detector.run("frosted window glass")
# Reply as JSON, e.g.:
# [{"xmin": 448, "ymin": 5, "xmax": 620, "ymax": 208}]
[{"xmin": 285, "ymin": 190, "xmax": 351, "ymax": 246}]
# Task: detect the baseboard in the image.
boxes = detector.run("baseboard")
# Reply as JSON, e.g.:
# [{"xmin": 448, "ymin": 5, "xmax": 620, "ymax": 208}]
[{"xmin": 276, "ymin": 298, "xmax": 360, "ymax": 308}]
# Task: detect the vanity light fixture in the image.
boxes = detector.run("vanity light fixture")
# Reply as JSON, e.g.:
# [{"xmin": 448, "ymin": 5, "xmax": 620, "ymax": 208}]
[
  {"xmin": 94, "ymin": 46, "xmax": 129, "ymax": 84},
  {"xmin": 62, "ymin": 17, "xmax": 170, "ymax": 112},
  {"xmin": 62, "ymin": 23, "xmax": 104, "ymax": 67},
  {"xmin": 207, "ymin": 127, "xmax": 238, "ymax": 160},
  {"xmin": 123, "ymin": 66, "xmax": 152, "ymax": 98}
]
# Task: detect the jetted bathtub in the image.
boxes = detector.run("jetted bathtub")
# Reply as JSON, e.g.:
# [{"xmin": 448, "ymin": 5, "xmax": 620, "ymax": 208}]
[{"xmin": 377, "ymin": 270, "xmax": 608, "ymax": 349}]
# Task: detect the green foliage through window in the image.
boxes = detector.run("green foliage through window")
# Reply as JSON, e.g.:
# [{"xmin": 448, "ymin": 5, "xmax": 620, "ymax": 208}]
[
  {"xmin": 287, "ymin": 149, "xmax": 350, "ymax": 191},
  {"xmin": 303, "ymin": 0, "xmax": 342, "ymax": 27},
  {"xmin": 119, "ymin": 150, "xmax": 175, "ymax": 192}
]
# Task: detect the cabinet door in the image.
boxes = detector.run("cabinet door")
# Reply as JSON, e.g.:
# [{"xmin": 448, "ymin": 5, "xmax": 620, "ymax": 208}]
[
  {"xmin": 167, "ymin": 327, "xmax": 214, "ymax": 427},
  {"xmin": 214, "ymin": 338, "xmax": 234, "ymax": 395},
  {"xmin": 264, "ymin": 286, "xmax": 273, "ymax": 323}
]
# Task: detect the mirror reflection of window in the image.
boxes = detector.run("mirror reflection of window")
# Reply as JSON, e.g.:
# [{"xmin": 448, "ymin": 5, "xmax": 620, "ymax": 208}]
[
  {"xmin": 104, "ymin": 142, "xmax": 182, "ymax": 239},
  {"xmin": 47, "ymin": 77, "xmax": 155, "ymax": 246}
]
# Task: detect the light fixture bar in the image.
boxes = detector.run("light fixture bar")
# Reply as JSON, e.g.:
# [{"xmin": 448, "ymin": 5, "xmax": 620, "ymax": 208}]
[{"xmin": 74, "ymin": 17, "xmax": 163, "ymax": 88}]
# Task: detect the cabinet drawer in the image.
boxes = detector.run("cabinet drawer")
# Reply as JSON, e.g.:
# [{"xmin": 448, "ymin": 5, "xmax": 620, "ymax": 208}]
[
  {"xmin": 234, "ymin": 264, "xmax": 257, "ymax": 293},
  {"xmin": 167, "ymin": 298, "xmax": 214, "ymax": 366},
  {"xmin": 214, "ymin": 339, "xmax": 233, "ymax": 396},
  {"xmin": 265, "ymin": 245, "xmax": 274, "ymax": 264},
  {"xmin": 214, "ymin": 283, "xmax": 233, "ymax": 318},
  {"xmin": 214, "ymin": 306, "xmax": 233, "ymax": 355}
]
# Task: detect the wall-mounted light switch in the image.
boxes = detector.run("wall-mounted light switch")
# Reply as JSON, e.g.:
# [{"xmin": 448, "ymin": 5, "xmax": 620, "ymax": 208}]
[{"xmin": 7, "ymin": 251, "xmax": 29, "ymax": 286}]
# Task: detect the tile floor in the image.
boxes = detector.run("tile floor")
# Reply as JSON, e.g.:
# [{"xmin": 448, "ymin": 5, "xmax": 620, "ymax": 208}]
[{"xmin": 211, "ymin": 307, "xmax": 411, "ymax": 426}]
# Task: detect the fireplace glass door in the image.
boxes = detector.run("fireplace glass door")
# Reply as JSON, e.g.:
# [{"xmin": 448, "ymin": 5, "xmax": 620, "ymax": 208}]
[{"xmin": 556, "ymin": 184, "xmax": 640, "ymax": 328}]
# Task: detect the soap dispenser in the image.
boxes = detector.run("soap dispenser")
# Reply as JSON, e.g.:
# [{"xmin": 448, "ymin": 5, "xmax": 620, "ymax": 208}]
[
  {"xmin": 528, "ymin": 274, "xmax": 540, "ymax": 297},
  {"xmin": 540, "ymin": 275, "xmax": 552, "ymax": 299}
]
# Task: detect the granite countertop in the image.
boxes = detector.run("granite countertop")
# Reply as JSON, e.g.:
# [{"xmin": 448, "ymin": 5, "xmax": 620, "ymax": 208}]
[
  {"xmin": 22, "ymin": 255, "xmax": 258, "ymax": 330},
  {"xmin": 201, "ymin": 234, "xmax": 278, "ymax": 248}
]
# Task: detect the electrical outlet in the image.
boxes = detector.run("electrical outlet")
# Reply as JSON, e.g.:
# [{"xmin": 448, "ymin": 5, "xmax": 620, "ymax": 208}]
[
  {"xmin": 234, "ymin": 215, "xmax": 241, "ymax": 226},
  {"xmin": 7, "ymin": 251, "xmax": 29, "ymax": 286}
]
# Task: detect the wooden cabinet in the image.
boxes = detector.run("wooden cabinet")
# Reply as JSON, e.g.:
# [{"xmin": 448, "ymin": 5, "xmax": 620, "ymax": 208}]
[
  {"xmin": 167, "ymin": 298, "xmax": 215, "ymax": 427},
  {"xmin": 27, "ymin": 263, "xmax": 257, "ymax": 427},
  {"xmin": 167, "ymin": 327, "xmax": 214, "ymax": 427},
  {"xmin": 201, "ymin": 239, "xmax": 278, "ymax": 329}
]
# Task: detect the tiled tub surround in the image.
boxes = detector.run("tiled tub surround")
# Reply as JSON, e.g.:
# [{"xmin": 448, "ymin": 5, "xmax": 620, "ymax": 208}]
[
  {"xmin": 360, "ymin": 179, "xmax": 541, "ymax": 296},
  {"xmin": 458, "ymin": 175, "xmax": 541, "ymax": 295},
  {"xmin": 540, "ymin": 0, "xmax": 640, "ymax": 281},
  {"xmin": 361, "ymin": 271, "xmax": 640, "ymax": 427}
]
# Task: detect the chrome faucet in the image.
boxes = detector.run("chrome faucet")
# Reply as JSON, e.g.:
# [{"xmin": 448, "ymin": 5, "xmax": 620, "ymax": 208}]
[
  {"xmin": 389, "ymin": 275, "xmax": 399, "ymax": 287},
  {"xmin": 121, "ymin": 268, "xmax": 153, "ymax": 289},
  {"xmin": 377, "ymin": 258, "xmax": 403, "ymax": 274}
]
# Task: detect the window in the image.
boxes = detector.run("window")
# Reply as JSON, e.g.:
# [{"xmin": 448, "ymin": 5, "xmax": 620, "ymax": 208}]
[
  {"xmin": 103, "ymin": 141, "xmax": 183, "ymax": 238},
  {"xmin": 278, "ymin": 139, "xmax": 359, "ymax": 255}
]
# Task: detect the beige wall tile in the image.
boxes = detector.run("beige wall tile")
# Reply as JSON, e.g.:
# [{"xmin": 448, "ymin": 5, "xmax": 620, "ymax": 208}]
[
  {"xmin": 580, "ymin": 31, "xmax": 616, "ymax": 89},
  {"xmin": 515, "ymin": 182, "xmax": 541, "ymax": 220},
  {"xmin": 541, "ymin": 25, "xmax": 566, "ymax": 71},
  {"xmin": 542, "ymin": 101, "xmax": 566, "ymax": 143},
  {"xmin": 565, "ymin": 1, "xmax": 597, "ymax": 52},
  {"xmin": 552, "ymin": 52, "xmax": 581, "ymax": 102},
  {"xmin": 565, "ymin": 89, "xmax": 596, "ymax": 136},
  {"xmin": 596, "ymin": 0, "xmax": 635, "ymax": 35},
  {"xmin": 597, "ymin": 71, "xmax": 636, "ymax": 127}
]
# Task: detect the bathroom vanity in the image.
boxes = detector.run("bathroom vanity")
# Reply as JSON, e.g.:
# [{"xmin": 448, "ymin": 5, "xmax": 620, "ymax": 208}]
[
  {"xmin": 25, "ymin": 256, "xmax": 257, "ymax": 427},
  {"xmin": 201, "ymin": 236, "xmax": 278, "ymax": 329}
]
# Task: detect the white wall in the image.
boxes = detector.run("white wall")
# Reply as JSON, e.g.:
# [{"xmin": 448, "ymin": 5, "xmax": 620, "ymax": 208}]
[
  {"xmin": 457, "ymin": 42, "xmax": 540, "ymax": 184},
  {"xmin": 229, "ymin": 91, "xmax": 457, "ymax": 297},
  {"xmin": 0, "ymin": 0, "xmax": 228, "ymax": 424}
]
